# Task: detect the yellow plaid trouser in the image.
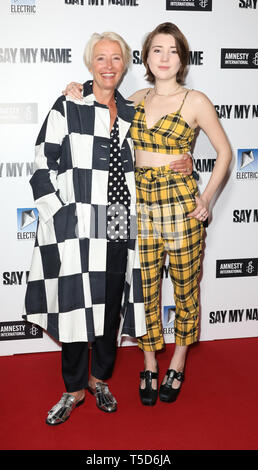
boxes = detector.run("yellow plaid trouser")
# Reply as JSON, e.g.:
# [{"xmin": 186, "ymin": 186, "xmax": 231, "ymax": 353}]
[{"xmin": 135, "ymin": 165, "xmax": 204, "ymax": 351}]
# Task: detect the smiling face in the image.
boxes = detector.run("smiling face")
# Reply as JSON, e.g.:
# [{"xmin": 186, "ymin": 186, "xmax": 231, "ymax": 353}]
[
  {"xmin": 90, "ymin": 39, "xmax": 125, "ymax": 93},
  {"xmin": 147, "ymin": 33, "xmax": 182, "ymax": 83}
]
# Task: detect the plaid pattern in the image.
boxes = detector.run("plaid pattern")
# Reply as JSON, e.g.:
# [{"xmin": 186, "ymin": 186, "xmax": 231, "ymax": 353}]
[
  {"xmin": 130, "ymin": 91, "xmax": 195, "ymax": 155},
  {"xmin": 22, "ymin": 81, "xmax": 146, "ymax": 343},
  {"xmin": 135, "ymin": 165, "xmax": 204, "ymax": 351}
]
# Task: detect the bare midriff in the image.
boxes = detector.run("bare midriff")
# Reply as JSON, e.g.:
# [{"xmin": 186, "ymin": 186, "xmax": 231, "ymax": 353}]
[{"xmin": 135, "ymin": 149, "xmax": 188, "ymax": 167}]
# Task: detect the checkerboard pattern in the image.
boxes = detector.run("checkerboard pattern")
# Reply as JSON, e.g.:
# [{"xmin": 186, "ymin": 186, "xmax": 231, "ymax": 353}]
[{"xmin": 23, "ymin": 81, "xmax": 146, "ymax": 343}]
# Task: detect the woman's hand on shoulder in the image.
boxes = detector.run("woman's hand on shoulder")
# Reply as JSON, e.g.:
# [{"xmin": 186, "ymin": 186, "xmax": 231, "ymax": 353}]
[
  {"xmin": 128, "ymin": 88, "xmax": 151, "ymax": 106},
  {"xmin": 62, "ymin": 82, "xmax": 83, "ymax": 100}
]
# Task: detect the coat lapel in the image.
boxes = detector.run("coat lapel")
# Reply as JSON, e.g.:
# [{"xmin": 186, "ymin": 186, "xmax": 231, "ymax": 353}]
[
  {"xmin": 116, "ymin": 90, "xmax": 135, "ymax": 149},
  {"xmin": 82, "ymin": 81, "xmax": 135, "ymax": 146}
]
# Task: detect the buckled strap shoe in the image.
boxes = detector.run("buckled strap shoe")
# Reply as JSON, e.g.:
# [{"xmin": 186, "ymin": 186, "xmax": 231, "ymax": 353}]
[
  {"xmin": 46, "ymin": 392, "xmax": 85, "ymax": 425},
  {"xmin": 139, "ymin": 369, "xmax": 159, "ymax": 406},
  {"xmin": 88, "ymin": 382, "xmax": 117, "ymax": 413},
  {"xmin": 159, "ymin": 369, "xmax": 184, "ymax": 403}
]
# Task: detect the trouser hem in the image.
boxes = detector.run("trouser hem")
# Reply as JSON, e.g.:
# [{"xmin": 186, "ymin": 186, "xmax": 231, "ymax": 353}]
[
  {"xmin": 137, "ymin": 341, "xmax": 165, "ymax": 352},
  {"xmin": 65, "ymin": 381, "xmax": 88, "ymax": 393},
  {"xmin": 175, "ymin": 336, "xmax": 199, "ymax": 346}
]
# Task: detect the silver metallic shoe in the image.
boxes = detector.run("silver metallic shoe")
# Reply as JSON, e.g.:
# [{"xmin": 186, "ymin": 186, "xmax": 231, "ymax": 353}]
[
  {"xmin": 89, "ymin": 382, "xmax": 117, "ymax": 413},
  {"xmin": 46, "ymin": 392, "xmax": 85, "ymax": 425}
]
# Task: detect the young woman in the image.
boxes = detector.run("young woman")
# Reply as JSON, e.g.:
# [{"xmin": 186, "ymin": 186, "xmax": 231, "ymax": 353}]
[
  {"xmin": 129, "ymin": 22, "xmax": 231, "ymax": 405},
  {"xmin": 64, "ymin": 22, "xmax": 231, "ymax": 407}
]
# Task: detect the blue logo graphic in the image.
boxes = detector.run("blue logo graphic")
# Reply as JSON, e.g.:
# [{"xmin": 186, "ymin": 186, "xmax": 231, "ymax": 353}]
[
  {"xmin": 163, "ymin": 305, "xmax": 176, "ymax": 334},
  {"xmin": 11, "ymin": 0, "xmax": 36, "ymax": 5},
  {"xmin": 17, "ymin": 208, "xmax": 38, "ymax": 240},
  {"xmin": 237, "ymin": 149, "xmax": 258, "ymax": 173}
]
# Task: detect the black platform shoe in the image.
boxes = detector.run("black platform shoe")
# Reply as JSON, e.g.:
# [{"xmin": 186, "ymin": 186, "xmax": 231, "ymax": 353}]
[
  {"xmin": 159, "ymin": 369, "xmax": 184, "ymax": 403},
  {"xmin": 139, "ymin": 369, "xmax": 159, "ymax": 406}
]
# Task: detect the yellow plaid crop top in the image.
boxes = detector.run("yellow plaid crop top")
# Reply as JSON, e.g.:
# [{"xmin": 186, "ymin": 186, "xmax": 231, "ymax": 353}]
[{"xmin": 130, "ymin": 90, "xmax": 195, "ymax": 155}]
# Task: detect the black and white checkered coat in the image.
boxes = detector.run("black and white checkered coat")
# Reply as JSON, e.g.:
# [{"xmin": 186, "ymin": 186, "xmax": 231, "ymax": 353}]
[{"xmin": 23, "ymin": 81, "xmax": 146, "ymax": 343}]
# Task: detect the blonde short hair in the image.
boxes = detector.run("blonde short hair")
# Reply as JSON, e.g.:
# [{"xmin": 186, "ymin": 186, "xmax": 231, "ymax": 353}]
[{"xmin": 83, "ymin": 32, "xmax": 131, "ymax": 72}]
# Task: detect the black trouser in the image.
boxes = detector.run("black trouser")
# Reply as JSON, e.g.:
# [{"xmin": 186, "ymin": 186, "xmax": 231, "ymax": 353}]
[{"xmin": 61, "ymin": 242, "xmax": 128, "ymax": 392}]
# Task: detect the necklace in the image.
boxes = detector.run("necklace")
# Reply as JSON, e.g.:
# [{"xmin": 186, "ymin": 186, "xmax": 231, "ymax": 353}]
[{"xmin": 154, "ymin": 84, "xmax": 181, "ymax": 97}]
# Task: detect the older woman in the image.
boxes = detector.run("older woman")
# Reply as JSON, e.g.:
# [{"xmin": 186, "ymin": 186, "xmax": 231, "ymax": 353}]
[
  {"xmin": 65, "ymin": 22, "xmax": 231, "ymax": 408},
  {"xmin": 23, "ymin": 32, "xmax": 148, "ymax": 424}
]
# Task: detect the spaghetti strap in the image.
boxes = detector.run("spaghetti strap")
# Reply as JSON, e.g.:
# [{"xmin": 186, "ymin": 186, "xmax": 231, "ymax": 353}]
[
  {"xmin": 144, "ymin": 88, "xmax": 152, "ymax": 99},
  {"xmin": 178, "ymin": 90, "xmax": 190, "ymax": 113}
]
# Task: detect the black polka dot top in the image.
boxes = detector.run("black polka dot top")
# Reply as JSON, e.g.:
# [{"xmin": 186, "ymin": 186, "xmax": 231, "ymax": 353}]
[{"xmin": 107, "ymin": 117, "xmax": 131, "ymax": 241}]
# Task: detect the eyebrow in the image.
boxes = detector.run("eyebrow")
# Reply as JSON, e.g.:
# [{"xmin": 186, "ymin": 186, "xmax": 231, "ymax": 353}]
[
  {"xmin": 94, "ymin": 53, "xmax": 122, "ymax": 57},
  {"xmin": 151, "ymin": 45, "xmax": 177, "ymax": 49}
]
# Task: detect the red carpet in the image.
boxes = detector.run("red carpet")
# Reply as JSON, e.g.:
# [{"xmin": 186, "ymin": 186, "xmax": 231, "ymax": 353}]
[{"xmin": 0, "ymin": 338, "xmax": 257, "ymax": 452}]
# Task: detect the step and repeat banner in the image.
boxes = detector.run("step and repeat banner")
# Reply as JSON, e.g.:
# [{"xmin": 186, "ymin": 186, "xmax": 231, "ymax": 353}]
[{"xmin": 0, "ymin": 0, "xmax": 257, "ymax": 356}]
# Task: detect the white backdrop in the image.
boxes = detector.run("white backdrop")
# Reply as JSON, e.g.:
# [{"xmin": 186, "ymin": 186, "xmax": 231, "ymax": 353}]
[{"xmin": 0, "ymin": 0, "xmax": 257, "ymax": 356}]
